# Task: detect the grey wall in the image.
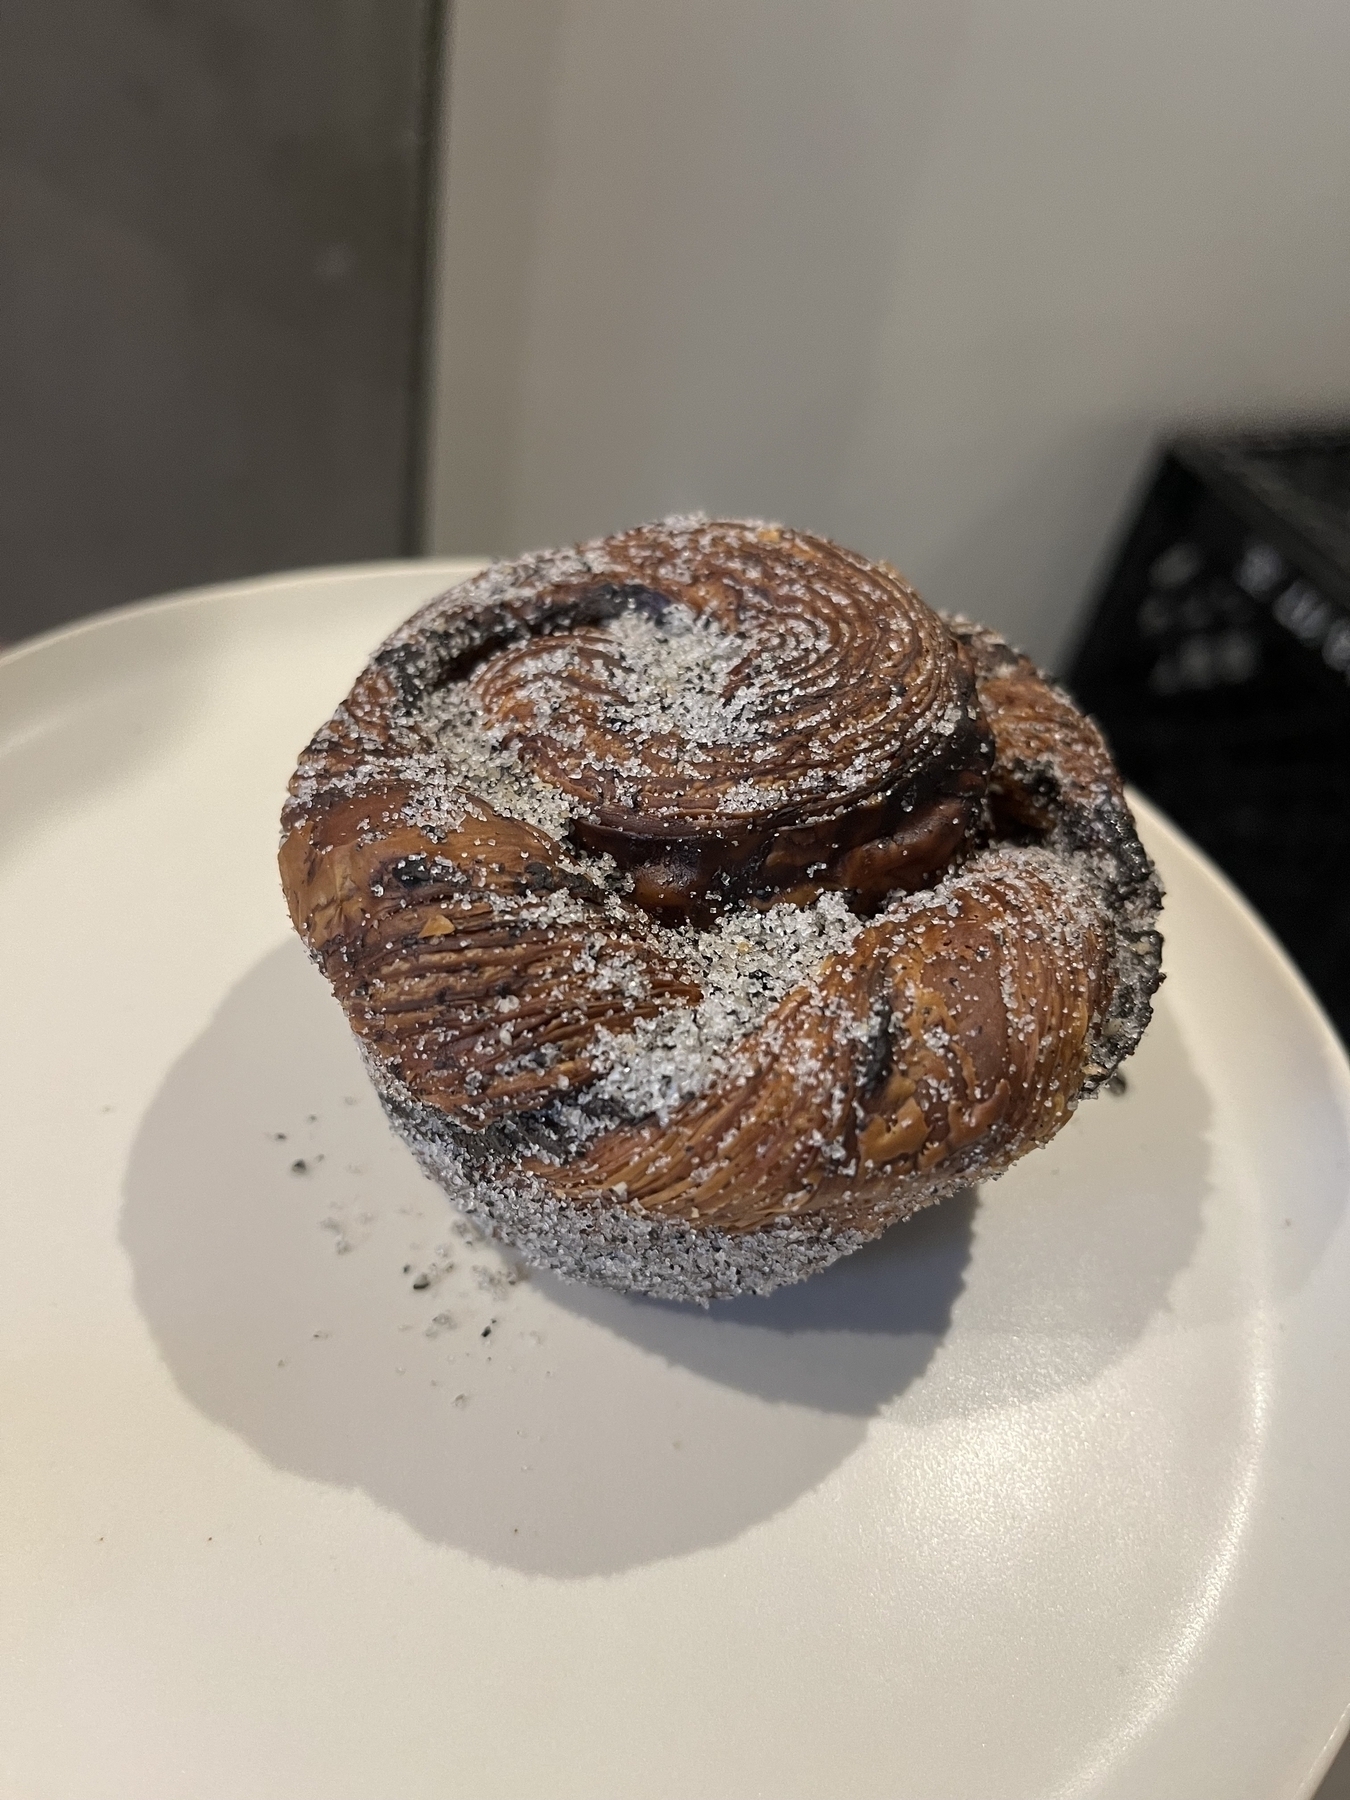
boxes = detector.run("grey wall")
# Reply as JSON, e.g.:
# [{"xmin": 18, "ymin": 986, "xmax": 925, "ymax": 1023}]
[
  {"xmin": 0, "ymin": 0, "xmax": 443, "ymax": 642},
  {"xmin": 427, "ymin": 0, "xmax": 1350, "ymax": 669}
]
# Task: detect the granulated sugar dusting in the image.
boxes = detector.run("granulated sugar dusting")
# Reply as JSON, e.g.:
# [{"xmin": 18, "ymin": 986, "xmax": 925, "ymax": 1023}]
[
  {"xmin": 591, "ymin": 890, "xmax": 866, "ymax": 1123},
  {"xmin": 451, "ymin": 517, "xmax": 994, "ymax": 832},
  {"xmin": 280, "ymin": 517, "xmax": 1163, "ymax": 1303},
  {"xmin": 538, "ymin": 600, "xmax": 763, "ymax": 750},
  {"xmin": 429, "ymin": 683, "xmax": 575, "ymax": 843}
]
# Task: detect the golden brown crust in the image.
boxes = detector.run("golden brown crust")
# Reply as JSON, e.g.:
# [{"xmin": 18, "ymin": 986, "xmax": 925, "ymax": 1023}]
[
  {"xmin": 530, "ymin": 861, "xmax": 1110, "ymax": 1235},
  {"xmin": 279, "ymin": 519, "xmax": 1162, "ymax": 1288}
]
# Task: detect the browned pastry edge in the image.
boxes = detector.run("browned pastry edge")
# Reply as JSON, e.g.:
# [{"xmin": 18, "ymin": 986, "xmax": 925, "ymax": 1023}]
[{"xmin": 279, "ymin": 520, "xmax": 1163, "ymax": 1301}]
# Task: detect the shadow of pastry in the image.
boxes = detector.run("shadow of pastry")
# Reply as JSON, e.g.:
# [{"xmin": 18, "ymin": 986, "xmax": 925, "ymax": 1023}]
[
  {"xmin": 537, "ymin": 1192, "xmax": 978, "ymax": 1416},
  {"xmin": 120, "ymin": 937, "xmax": 1206, "ymax": 1578},
  {"xmin": 120, "ymin": 941, "xmax": 975, "ymax": 1574}
]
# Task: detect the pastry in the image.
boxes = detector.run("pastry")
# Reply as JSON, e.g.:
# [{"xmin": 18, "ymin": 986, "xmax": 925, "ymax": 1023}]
[{"xmin": 279, "ymin": 518, "xmax": 1162, "ymax": 1302}]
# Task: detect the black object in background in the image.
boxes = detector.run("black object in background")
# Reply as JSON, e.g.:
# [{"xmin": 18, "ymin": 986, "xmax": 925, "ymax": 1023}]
[
  {"xmin": 0, "ymin": 0, "xmax": 445, "ymax": 643},
  {"xmin": 1068, "ymin": 427, "xmax": 1350, "ymax": 1043}
]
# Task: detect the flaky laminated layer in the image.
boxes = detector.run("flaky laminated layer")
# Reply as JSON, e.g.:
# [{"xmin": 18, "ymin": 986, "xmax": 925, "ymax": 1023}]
[{"xmin": 279, "ymin": 518, "xmax": 1163, "ymax": 1301}]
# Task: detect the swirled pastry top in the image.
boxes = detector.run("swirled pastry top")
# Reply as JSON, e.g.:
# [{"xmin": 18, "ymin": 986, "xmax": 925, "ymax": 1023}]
[{"xmin": 279, "ymin": 518, "xmax": 1162, "ymax": 1255}]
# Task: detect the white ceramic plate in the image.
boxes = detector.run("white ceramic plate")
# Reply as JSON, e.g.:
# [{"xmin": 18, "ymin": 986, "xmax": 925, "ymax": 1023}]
[{"xmin": 4, "ymin": 562, "xmax": 1350, "ymax": 1800}]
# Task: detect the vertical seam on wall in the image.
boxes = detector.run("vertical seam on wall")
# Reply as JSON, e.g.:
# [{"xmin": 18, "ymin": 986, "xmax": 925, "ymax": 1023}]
[{"xmin": 403, "ymin": 0, "xmax": 451, "ymax": 556}]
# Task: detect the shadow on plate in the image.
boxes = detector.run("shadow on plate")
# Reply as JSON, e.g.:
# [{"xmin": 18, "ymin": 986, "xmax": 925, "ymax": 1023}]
[{"xmin": 120, "ymin": 937, "xmax": 1205, "ymax": 1577}]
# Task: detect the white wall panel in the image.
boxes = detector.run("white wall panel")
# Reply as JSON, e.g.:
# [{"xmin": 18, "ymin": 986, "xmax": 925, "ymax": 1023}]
[{"xmin": 428, "ymin": 0, "xmax": 1350, "ymax": 664}]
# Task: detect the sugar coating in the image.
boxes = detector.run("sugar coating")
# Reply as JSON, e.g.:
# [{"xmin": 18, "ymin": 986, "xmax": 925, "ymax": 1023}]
[
  {"xmin": 406, "ymin": 516, "xmax": 982, "ymax": 831},
  {"xmin": 517, "ymin": 600, "xmax": 764, "ymax": 752},
  {"xmin": 282, "ymin": 519, "xmax": 1164, "ymax": 1303},
  {"xmin": 431, "ymin": 682, "xmax": 576, "ymax": 841},
  {"xmin": 588, "ymin": 890, "xmax": 865, "ymax": 1123},
  {"xmin": 375, "ymin": 1075, "xmax": 974, "ymax": 1304}
]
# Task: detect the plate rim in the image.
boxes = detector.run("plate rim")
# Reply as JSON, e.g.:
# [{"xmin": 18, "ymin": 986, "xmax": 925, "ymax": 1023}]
[{"xmin": 0, "ymin": 554, "xmax": 489, "ymax": 678}]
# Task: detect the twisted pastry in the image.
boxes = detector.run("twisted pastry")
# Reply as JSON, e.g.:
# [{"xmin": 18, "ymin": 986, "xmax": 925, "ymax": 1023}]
[{"xmin": 280, "ymin": 519, "xmax": 1162, "ymax": 1301}]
